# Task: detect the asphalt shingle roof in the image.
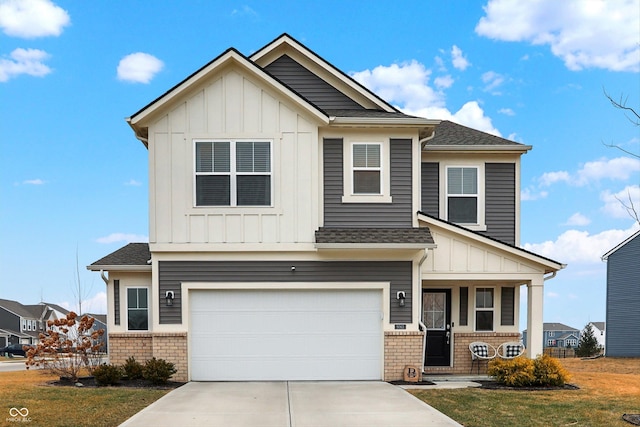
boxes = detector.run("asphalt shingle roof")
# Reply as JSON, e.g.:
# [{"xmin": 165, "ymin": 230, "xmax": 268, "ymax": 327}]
[
  {"xmin": 90, "ymin": 242, "xmax": 151, "ymax": 266},
  {"xmin": 427, "ymin": 120, "xmax": 528, "ymax": 147},
  {"xmin": 315, "ymin": 227, "xmax": 434, "ymax": 245}
]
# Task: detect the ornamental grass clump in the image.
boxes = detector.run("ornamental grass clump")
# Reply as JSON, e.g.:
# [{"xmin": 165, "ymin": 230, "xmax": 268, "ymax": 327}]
[{"xmin": 488, "ymin": 354, "xmax": 570, "ymax": 387}]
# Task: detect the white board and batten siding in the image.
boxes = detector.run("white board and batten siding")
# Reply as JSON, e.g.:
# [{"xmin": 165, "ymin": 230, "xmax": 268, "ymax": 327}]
[
  {"xmin": 148, "ymin": 68, "xmax": 319, "ymax": 246},
  {"xmin": 189, "ymin": 289, "xmax": 383, "ymax": 381}
]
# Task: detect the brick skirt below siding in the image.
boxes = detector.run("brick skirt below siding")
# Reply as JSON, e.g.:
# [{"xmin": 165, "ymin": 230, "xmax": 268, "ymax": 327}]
[
  {"xmin": 450, "ymin": 332, "xmax": 521, "ymax": 374},
  {"xmin": 108, "ymin": 333, "xmax": 188, "ymax": 382},
  {"xmin": 384, "ymin": 331, "xmax": 424, "ymax": 381}
]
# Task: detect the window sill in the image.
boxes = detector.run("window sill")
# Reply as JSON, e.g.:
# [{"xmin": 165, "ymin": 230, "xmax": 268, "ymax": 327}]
[
  {"xmin": 456, "ymin": 223, "xmax": 487, "ymax": 232},
  {"xmin": 341, "ymin": 195, "xmax": 393, "ymax": 204}
]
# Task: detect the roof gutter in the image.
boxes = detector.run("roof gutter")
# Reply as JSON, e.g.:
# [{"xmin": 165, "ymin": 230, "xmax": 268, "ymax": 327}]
[{"xmin": 329, "ymin": 117, "xmax": 440, "ymax": 127}]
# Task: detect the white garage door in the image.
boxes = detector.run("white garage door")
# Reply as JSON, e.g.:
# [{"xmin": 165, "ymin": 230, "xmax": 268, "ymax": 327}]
[{"xmin": 190, "ymin": 288, "xmax": 382, "ymax": 381}]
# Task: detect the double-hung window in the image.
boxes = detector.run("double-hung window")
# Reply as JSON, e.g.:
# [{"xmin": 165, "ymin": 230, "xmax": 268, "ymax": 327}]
[
  {"xmin": 352, "ymin": 143, "xmax": 381, "ymax": 194},
  {"xmin": 127, "ymin": 288, "xmax": 148, "ymax": 331},
  {"xmin": 195, "ymin": 140, "xmax": 272, "ymax": 206},
  {"xmin": 447, "ymin": 167, "xmax": 478, "ymax": 224},
  {"xmin": 475, "ymin": 287, "xmax": 494, "ymax": 331}
]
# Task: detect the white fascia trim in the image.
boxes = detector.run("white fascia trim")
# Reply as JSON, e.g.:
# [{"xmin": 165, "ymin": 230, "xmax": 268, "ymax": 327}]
[
  {"xmin": 86, "ymin": 265, "xmax": 152, "ymax": 272},
  {"xmin": 423, "ymin": 144, "xmax": 532, "ymax": 153},
  {"xmin": 129, "ymin": 50, "xmax": 329, "ymax": 130},
  {"xmin": 149, "ymin": 243, "xmax": 319, "ymax": 252},
  {"xmin": 602, "ymin": 229, "xmax": 640, "ymax": 260},
  {"xmin": 330, "ymin": 117, "xmax": 440, "ymax": 127},
  {"xmin": 315, "ymin": 243, "xmax": 437, "ymax": 250},
  {"xmin": 417, "ymin": 212, "xmax": 565, "ymax": 271}
]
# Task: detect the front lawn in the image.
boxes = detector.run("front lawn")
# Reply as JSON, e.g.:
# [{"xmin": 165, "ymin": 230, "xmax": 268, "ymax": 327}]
[
  {"xmin": 0, "ymin": 369, "xmax": 170, "ymax": 426},
  {"xmin": 411, "ymin": 357, "xmax": 640, "ymax": 427}
]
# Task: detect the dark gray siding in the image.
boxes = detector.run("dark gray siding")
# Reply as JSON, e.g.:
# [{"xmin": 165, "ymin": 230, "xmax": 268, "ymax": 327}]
[
  {"xmin": 113, "ymin": 279, "xmax": 120, "ymax": 326},
  {"xmin": 459, "ymin": 287, "xmax": 468, "ymax": 326},
  {"xmin": 481, "ymin": 163, "xmax": 516, "ymax": 245},
  {"xmin": 0, "ymin": 308, "xmax": 19, "ymax": 332},
  {"xmin": 264, "ymin": 55, "xmax": 363, "ymax": 110},
  {"xmin": 323, "ymin": 138, "xmax": 413, "ymax": 228},
  {"xmin": 501, "ymin": 287, "xmax": 515, "ymax": 326},
  {"xmin": 606, "ymin": 233, "xmax": 640, "ymax": 356},
  {"xmin": 159, "ymin": 260, "xmax": 412, "ymax": 325},
  {"xmin": 421, "ymin": 162, "xmax": 439, "ymax": 216}
]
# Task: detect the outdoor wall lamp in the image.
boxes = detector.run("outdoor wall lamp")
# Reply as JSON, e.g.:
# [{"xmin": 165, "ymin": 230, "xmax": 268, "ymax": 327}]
[
  {"xmin": 165, "ymin": 291, "xmax": 175, "ymax": 307},
  {"xmin": 397, "ymin": 291, "xmax": 406, "ymax": 307}
]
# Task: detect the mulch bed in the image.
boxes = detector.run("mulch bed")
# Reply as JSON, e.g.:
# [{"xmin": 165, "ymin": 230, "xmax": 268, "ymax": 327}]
[
  {"xmin": 623, "ymin": 414, "xmax": 640, "ymax": 426},
  {"xmin": 50, "ymin": 376, "xmax": 185, "ymax": 390},
  {"xmin": 476, "ymin": 380, "xmax": 580, "ymax": 391}
]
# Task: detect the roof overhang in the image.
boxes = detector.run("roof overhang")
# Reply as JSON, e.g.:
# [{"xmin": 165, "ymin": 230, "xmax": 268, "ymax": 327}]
[
  {"xmin": 126, "ymin": 47, "xmax": 330, "ymax": 145},
  {"xmin": 315, "ymin": 243, "xmax": 436, "ymax": 250},
  {"xmin": 329, "ymin": 116, "xmax": 440, "ymax": 127},
  {"xmin": 423, "ymin": 144, "xmax": 532, "ymax": 154},
  {"xmin": 86, "ymin": 265, "xmax": 152, "ymax": 273},
  {"xmin": 602, "ymin": 229, "xmax": 640, "ymax": 260},
  {"xmin": 417, "ymin": 212, "xmax": 565, "ymax": 274}
]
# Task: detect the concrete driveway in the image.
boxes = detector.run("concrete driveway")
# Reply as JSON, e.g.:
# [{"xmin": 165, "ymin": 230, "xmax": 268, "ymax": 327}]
[{"xmin": 119, "ymin": 381, "xmax": 462, "ymax": 427}]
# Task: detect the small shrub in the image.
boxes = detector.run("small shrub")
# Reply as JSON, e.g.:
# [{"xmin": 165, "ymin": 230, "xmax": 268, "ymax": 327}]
[
  {"xmin": 533, "ymin": 354, "xmax": 570, "ymax": 386},
  {"xmin": 143, "ymin": 357, "xmax": 177, "ymax": 384},
  {"xmin": 488, "ymin": 357, "xmax": 535, "ymax": 387},
  {"xmin": 123, "ymin": 356, "xmax": 144, "ymax": 380},
  {"xmin": 93, "ymin": 363, "xmax": 123, "ymax": 386}
]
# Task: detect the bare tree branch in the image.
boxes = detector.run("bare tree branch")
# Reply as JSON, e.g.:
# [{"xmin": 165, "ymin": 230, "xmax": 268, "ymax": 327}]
[
  {"xmin": 615, "ymin": 190, "xmax": 640, "ymax": 225},
  {"xmin": 604, "ymin": 88, "xmax": 640, "ymax": 126}
]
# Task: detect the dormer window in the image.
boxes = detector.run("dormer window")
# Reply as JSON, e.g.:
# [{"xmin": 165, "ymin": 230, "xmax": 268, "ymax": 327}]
[
  {"xmin": 195, "ymin": 140, "xmax": 272, "ymax": 207},
  {"xmin": 446, "ymin": 166, "xmax": 478, "ymax": 224}
]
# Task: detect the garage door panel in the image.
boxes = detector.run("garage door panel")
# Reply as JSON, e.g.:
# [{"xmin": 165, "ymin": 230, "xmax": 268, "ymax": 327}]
[{"xmin": 190, "ymin": 289, "xmax": 382, "ymax": 381}]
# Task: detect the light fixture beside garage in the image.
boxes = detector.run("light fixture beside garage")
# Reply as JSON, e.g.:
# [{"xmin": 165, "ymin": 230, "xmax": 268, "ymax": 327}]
[
  {"xmin": 396, "ymin": 291, "xmax": 406, "ymax": 307},
  {"xmin": 165, "ymin": 291, "xmax": 175, "ymax": 306}
]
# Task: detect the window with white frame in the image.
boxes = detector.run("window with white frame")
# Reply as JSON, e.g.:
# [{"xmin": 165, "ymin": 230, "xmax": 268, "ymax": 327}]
[
  {"xmin": 21, "ymin": 319, "xmax": 26, "ymax": 331},
  {"xmin": 127, "ymin": 288, "xmax": 148, "ymax": 331},
  {"xmin": 447, "ymin": 166, "xmax": 478, "ymax": 224},
  {"xmin": 547, "ymin": 339, "xmax": 557, "ymax": 347},
  {"xmin": 352, "ymin": 143, "xmax": 381, "ymax": 194},
  {"xmin": 475, "ymin": 287, "xmax": 494, "ymax": 331},
  {"xmin": 195, "ymin": 140, "xmax": 272, "ymax": 207}
]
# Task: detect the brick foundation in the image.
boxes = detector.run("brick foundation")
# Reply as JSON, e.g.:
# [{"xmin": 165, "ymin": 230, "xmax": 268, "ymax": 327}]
[
  {"xmin": 452, "ymin": 332, "xmax": 521, "ymax": 374},
  {"xmin": 384, "ymin": 331, "xmax": 424, "ymax": 381},
  {"xmin": 108, "ymin": 332, "xmax": 188, "ymax": 382}
]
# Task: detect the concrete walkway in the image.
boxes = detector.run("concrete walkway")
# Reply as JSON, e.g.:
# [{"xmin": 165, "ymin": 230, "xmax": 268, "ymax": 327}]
[{"xmin": 119, "ymin": 381, "xmax": 462, "ymax": 427}]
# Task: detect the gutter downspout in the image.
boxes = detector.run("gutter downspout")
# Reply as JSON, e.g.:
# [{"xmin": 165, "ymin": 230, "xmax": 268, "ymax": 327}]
[
  {"xmin": 419, "ymin": 130, "xmax": 436, "ymax": 150},
  {"xmin": 99, "ymin": 270, "xmax": 109, "ymax": 363},
  {"xmin": 417, "ymin": 249, "xmax": 430, "ymax": 373}
]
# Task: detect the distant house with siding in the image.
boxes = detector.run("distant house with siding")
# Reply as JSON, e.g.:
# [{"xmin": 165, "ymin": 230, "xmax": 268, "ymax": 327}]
[
  {"xmin": 602, "ymin": 230, "xmax": 640, "ymax": 357},
  {"xmin": 585, "ymin": 321, "xmax": 606, "ymax": 350},
  {"xmin": 523, "ymin": 322, "xmax": 580, "ymax": 349}
]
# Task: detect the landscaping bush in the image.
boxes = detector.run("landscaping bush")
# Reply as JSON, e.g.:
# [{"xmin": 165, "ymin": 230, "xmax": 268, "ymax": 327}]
[
  {"xmin": 123, "ymin": 356, "xmax": 144, "ymax": 380},
  {"xmin": 488, "ymin": 357, "xmax": 535, "ymax": 387},
  {"xmin": 142, "ymin": 357, "xmax": 177, "ymax": 384},
  {"xmin": 489, "ymin": 354, "xmax": 570, "ymax": 387},
  {"xmin": 533, "ymin": 354, "xmax": 570, "ymax": 386},
  {"xmin": 93, "ymin": 363, "xmax": 123, "ymax": 386}
]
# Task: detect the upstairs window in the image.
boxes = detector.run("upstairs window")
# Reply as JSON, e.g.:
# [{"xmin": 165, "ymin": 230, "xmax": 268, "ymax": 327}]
[
  {"xmin": 195, "ymin": 140, "xmax": 272, "ymax": 207},
  {"xmin": 352, "ymin": 143, "xmax": 381, "ymax": 194},
  {"xmin": 447, "ymin": 167, "xmax": 478, "ymax": 224}
]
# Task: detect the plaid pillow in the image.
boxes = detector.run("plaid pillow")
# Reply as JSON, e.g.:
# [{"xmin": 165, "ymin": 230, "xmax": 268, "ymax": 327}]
[
  {"xmin": 506, "ymin": 345, "xmax": 522, "ymax": 357},
  {"xmin": 473, "ymin": 344, "xmax": 488, "ymax": 358}
]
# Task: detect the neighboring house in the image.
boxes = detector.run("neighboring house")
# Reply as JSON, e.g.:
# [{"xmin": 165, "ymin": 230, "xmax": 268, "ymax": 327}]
[
  {"xmin": 84, "ymin": 313, "xmax": 108, "ymax": 352},
  {"xmin": 586, "ymin": 321, "xmax": 606, "ymax": 350},
  {"xmin": 523, "ymin": 322, "xmax": 580, "ymax": 349},
  {"xmin": 602, "ymin": 230, "xmax": 640, "ymax": 357},
  {"xmin": 0, "ymin": 299, "xmax": 70, "ymax": 347},
  {"xmin": 88, "ymin": 34, "xmax": 564, "ymax": 382}
]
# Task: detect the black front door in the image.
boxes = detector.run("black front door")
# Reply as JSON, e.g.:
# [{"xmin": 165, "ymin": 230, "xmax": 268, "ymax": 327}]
[{"xmin": 423, "ymin": 289, "xmax": 452, "ymax": 367}]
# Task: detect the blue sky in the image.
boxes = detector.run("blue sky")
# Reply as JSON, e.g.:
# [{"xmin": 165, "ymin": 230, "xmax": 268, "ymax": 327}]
[{"xmin": 1, "ymin": 0, "xmax": 638, "ymax": 331}]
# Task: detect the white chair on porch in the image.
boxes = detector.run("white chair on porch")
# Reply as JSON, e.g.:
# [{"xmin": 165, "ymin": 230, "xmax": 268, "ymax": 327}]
[
  {"xmin": 469, "ymin": 341, "xmax": 497, "ymax": 374},
  {"xmin": 497, "ymin": 341, "xmax": 525, "ymax": 359}
]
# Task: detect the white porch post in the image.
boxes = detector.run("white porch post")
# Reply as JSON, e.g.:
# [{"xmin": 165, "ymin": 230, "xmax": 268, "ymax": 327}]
[{"xmin": 526, "ymin": 277, "xmax": 544, "ymax": 358}]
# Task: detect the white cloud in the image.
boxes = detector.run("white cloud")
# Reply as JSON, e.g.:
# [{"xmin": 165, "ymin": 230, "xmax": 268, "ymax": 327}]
[
  {"xmin": 96, "ymin": 232, "xmax": 148, "ymax": 244},
  {"xmin": 476, "ymin": 0, "xmax": 640, "ymax": 72},
  {"xmin": 547, "ymin": 292, "xmax": 559, "ymax": 298},
  {"xmin": 231, "ymin": 5, "xmax": 258, "ymax": 18},
  {"xmin": 117, "ymin": 52, "xmax": 164, "ymax": 84},
  {"xmin": 57, "ymin": 292, "xmax": 107, "ymax": 315},
  {"xmin": 124, "ymin": 179, "xmax": 142, "ymax": 186},
  {"xmin": 0, "ymin": 0, "xmax": 70, "ymax": 38},
  {"xmin": 451, "ymin": 45, "xmax": 470, "ymax": 70},
  {"xmin": 539, "ymin": 157, "xmax": 640, "ymax": 187},
  {"xmin": 0, "ymin": 48, "xmax": 51, "ymax": 82},
  {"xmin": 434, "ymin": 75, "xmax": 454, "ymax": 90},
  {"xmin": 499, "ymin": 108, "xmax": 515, "ymax": 116},
  {"xmin": 564, "ymin": 212, "xmax": 591, "ymax": 226},
  {"xmin": 521, "ymin": 187, "xmax": 548, "ymax": 201},
  {"xmin": 523, "ymin": 224, "xmax": 640, "ymax": 264},
  {"xmin": 481, "ymin": 71, "xmax": 505, "ymax": 94},
  {"xmin": 23, "ymin": 178, "xmax": 45, "ymax": 185},
  {"xmin": 600, "ymin": 185, "xmax": 640, "ymax": 219}
]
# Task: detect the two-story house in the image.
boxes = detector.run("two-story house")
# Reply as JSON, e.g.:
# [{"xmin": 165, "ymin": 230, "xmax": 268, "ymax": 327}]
[
  {"xmin": 0, "ymin": 299, "xmax": 69, "ymax": 347},
  {"xmin": 88, "ymin": 34, "xmax": 563, "ymax": 382},
  {"xmin": 523, "ymin": 322, "xmax": 579, "ymax": 350}
]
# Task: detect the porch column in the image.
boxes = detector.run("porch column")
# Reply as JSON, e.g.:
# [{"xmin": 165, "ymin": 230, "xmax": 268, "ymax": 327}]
[{"xmin": 526, "ymin": 277, "xmax": 544, "ymax": 358}]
